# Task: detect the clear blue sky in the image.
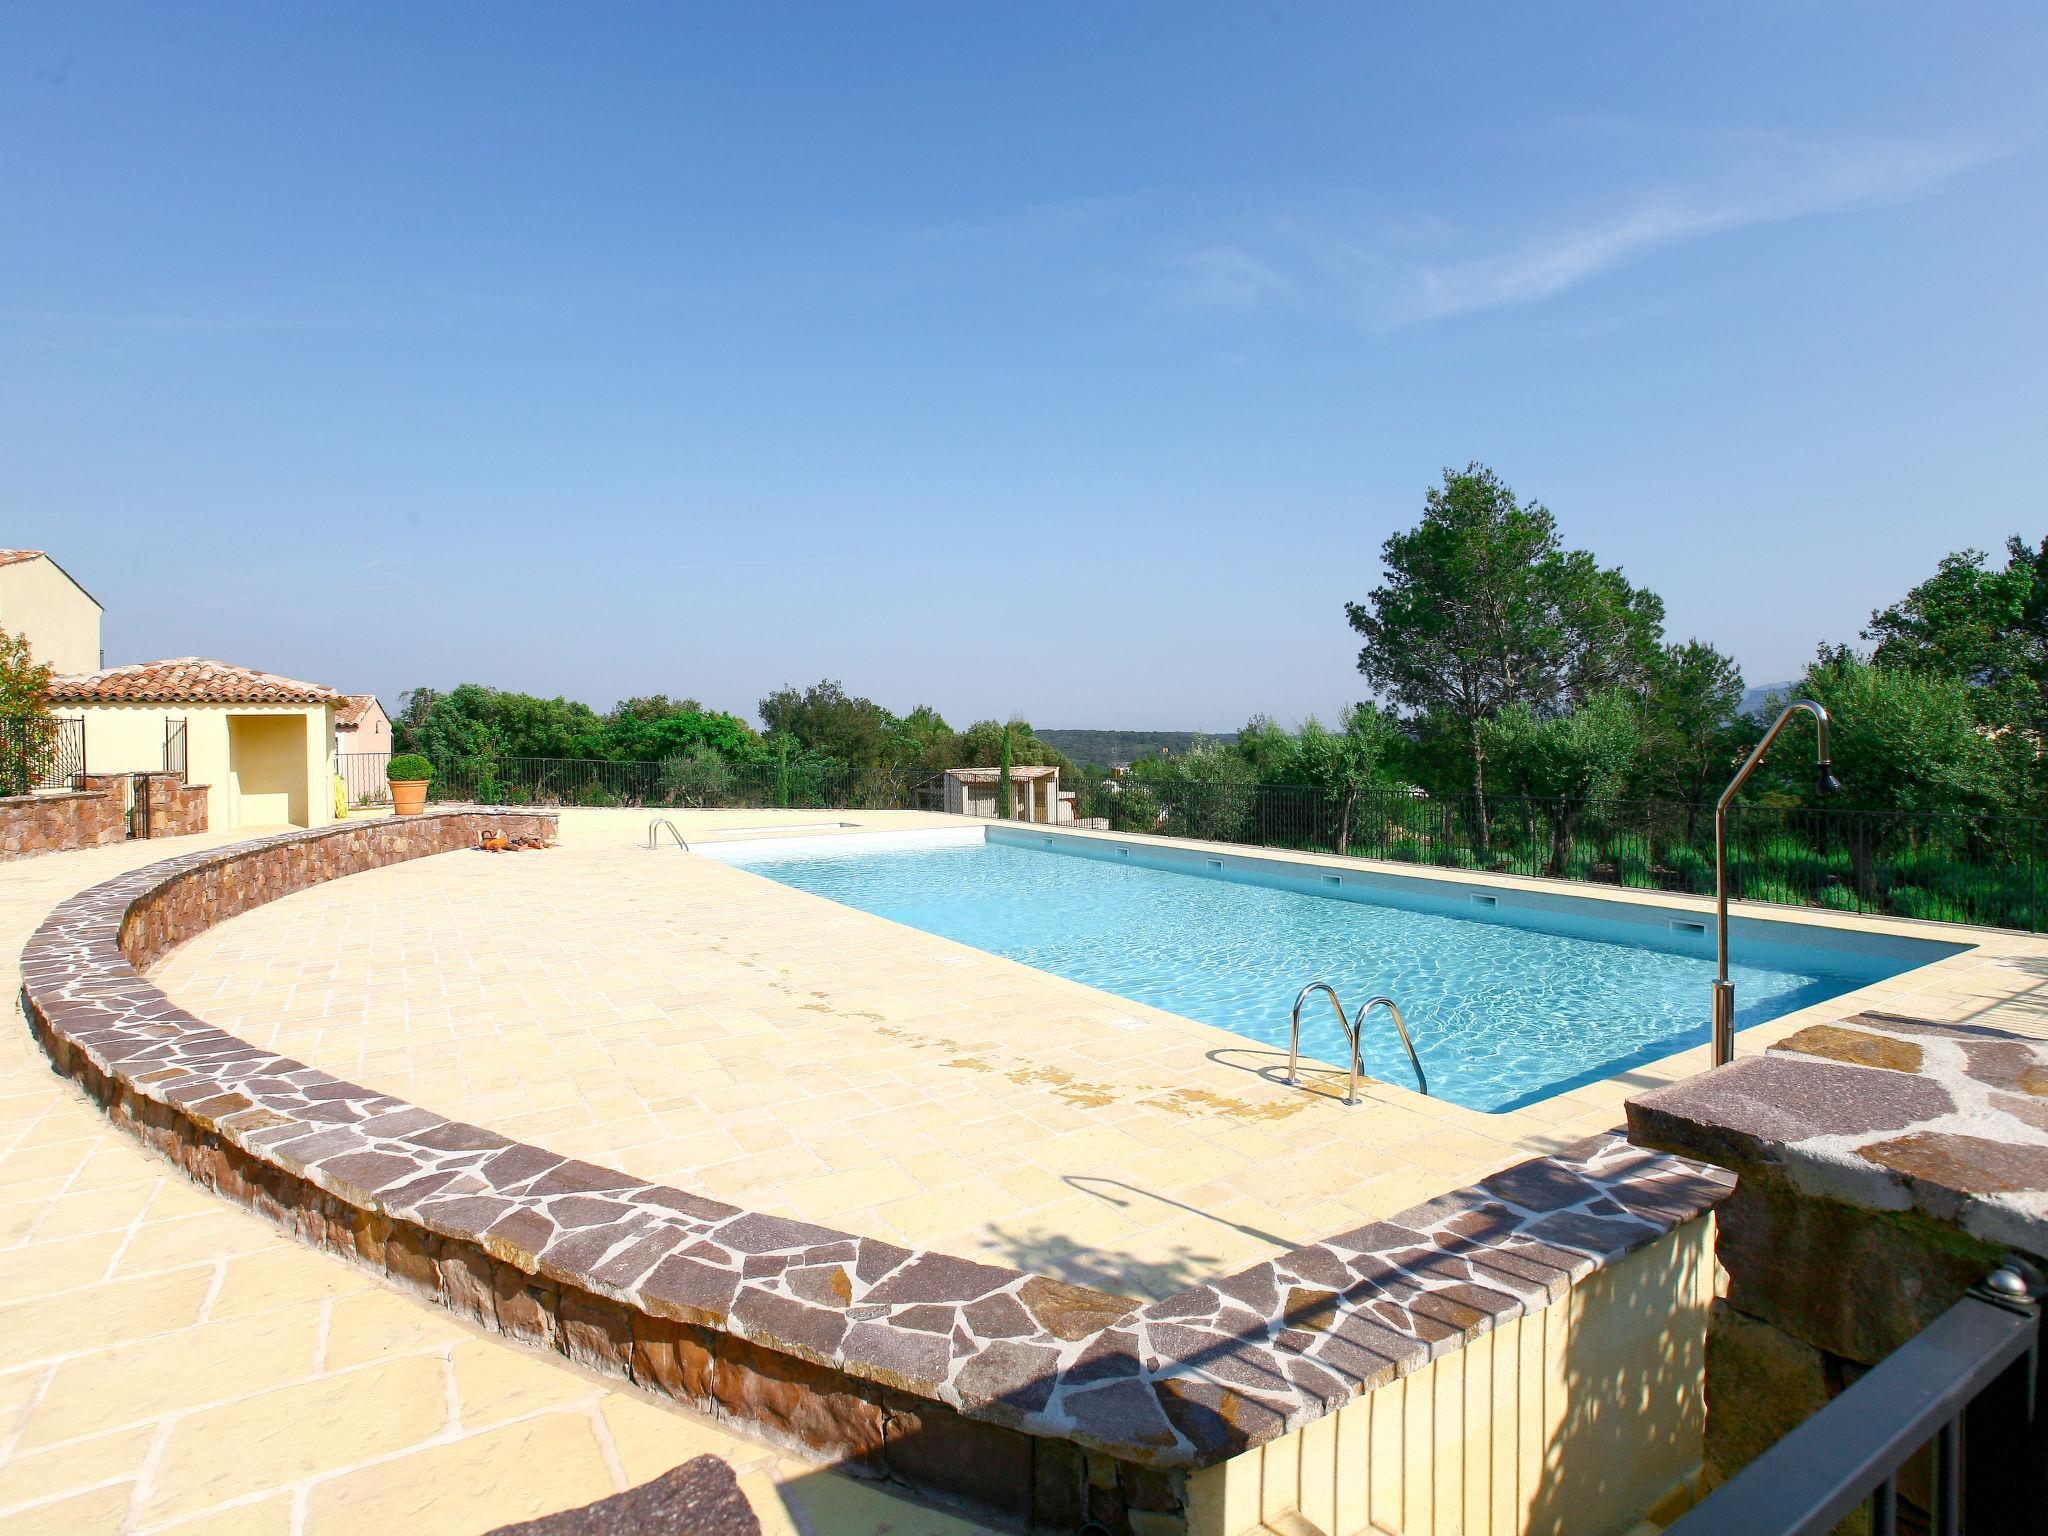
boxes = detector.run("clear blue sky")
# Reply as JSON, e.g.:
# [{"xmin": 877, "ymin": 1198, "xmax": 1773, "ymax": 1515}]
[{"xmin": 5, "ymin": 6, "xmax": 2044, "ymax": 731}]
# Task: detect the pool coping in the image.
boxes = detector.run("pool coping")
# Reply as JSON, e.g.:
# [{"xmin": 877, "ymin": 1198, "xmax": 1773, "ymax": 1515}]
[{"xmin": 19, "ymin": 813, "xmax": 1733, "ymax": 1528}]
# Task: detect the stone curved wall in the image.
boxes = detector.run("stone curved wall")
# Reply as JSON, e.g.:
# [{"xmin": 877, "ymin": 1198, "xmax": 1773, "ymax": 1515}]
[{"xmin": 19, "ymin": 815, "xmax": 1733, "ymax": 1534}]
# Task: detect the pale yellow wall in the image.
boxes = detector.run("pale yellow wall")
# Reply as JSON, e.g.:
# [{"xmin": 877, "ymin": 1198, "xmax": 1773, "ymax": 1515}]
[
  {"xmin": 228, "ymin": 715, "xmax": 305, "ymax": 826},
  {"xmin": 1185, "ymin": 1217, "xmax": 1714, "ymax": 1536},
  {"xmin": 71, "ymin": 701, "xmax": 336, "ymax": 831},
  {"xmin": 0, "ymin": 557, "xmax": 102, "ymax": 674}
]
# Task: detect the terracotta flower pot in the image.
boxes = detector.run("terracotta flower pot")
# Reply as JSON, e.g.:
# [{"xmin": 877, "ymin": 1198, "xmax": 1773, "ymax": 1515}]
[{"xmin": 389, "ymin": 779, "xmax": 429, "ymax": 816}]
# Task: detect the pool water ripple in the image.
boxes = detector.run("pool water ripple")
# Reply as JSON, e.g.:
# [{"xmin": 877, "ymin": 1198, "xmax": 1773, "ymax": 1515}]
[{"xmin": 724, "ymin": 839, "xmax": 1930, "ymax": 1112}]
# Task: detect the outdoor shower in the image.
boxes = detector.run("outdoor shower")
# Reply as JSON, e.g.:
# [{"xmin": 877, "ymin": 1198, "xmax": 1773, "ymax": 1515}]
[{"xmin": 1713, "ymin": 700, "xmax": 1839, "ymax": 1066}]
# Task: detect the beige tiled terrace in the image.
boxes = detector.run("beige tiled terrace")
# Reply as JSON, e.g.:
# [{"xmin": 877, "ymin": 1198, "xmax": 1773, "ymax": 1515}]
[
  {"xmin": 151, "ymin": 808, "xmax": 2048, "ymax": 1306},
  {"xmin": 0, "ymin": 830, "xmax": 992, "ymax": 1536}
]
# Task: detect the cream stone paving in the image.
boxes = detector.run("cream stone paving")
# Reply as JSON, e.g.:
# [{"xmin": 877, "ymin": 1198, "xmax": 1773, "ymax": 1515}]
[
  {"xmin": 0, "ymin": 830, "xmax": 995, "ymax": 1536},
  {"xmin": 151, "ymin": 807, "xmax": 2048, "ymax": 1307}
]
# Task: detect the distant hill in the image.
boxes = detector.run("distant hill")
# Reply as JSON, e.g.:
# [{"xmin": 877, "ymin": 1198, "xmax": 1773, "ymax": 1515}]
[
  {"xmin": 1036, "ymin": 729, "xmax": 1238, "ymax": 768},
  {"xmin": 1738, "ymin": 682, "xmax": 1798, "ymax": 718}
]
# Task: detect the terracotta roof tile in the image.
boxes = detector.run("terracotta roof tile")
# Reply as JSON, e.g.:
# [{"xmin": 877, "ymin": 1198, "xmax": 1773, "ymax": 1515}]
[
  {"xmin": 0, "ymin": 549, "xmax": 45, "ymax": 569},
  {"xmin": 49, "ymin": 657, "xmax": 341, "ymax": 706},
  {"xmin": 335, "ymin": 693, "xmax": 384, "ymax": 729}
]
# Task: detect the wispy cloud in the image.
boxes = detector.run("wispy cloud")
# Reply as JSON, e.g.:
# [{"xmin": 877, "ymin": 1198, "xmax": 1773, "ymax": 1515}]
[
  {"xmin": 1151, "ymin": 246, "xmax": 1295, "ymax": 311},
  {"xmin": 1148, "ymin": 134, "xmax": 1993, "ymax": 330},
  {"xmin": 1403, "ymin": 139, "xmax": 1986, "ymax": 322}
]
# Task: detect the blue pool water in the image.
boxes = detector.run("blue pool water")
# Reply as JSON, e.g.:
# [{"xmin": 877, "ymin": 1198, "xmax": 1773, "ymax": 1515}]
[{"xmin": 716, "ymin": 832, "xmax": 1957, "ymax": 1112}]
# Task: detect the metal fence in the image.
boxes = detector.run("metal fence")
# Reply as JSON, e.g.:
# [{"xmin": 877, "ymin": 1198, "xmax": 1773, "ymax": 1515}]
[
  {"xmin": 1095, "ymin": 780, "xmax": 2048, "ymax": 933},
  {"xmin": 0, "ymin": 715, "xmax": 86, "ymax": 795},
  {"xmin": 336, "ymin": 752, "xmax": 909, "ymax": 813},
  {"xmin": 163, "ymin": 718, "xmax": 187, "ymax": 784},
  {"xmin": 329, "ymin": 750, "xmax": 2048, "ymax": 933},
  {"xmin": 338, "ymin": 752, "xmax": 392, "ymax": 807}
]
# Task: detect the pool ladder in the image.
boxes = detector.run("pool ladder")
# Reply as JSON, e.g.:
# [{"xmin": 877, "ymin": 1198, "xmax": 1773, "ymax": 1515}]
[
  {"xmin": 1286, "ymin": 981, "xmax": 1428, "ymax": 1104},
  {"xmin": 647, "ymin": 818, "xmax": 691, "ymax": 852}
]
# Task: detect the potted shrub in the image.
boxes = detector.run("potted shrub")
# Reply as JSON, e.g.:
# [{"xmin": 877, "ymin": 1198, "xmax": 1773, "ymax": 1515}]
[{"xmin": 386, "ymin": 753, "xmax": 433, "ymax": 816}]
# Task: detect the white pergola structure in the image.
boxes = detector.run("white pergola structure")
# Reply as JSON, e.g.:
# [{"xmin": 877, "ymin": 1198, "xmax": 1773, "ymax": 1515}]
[{"xmin": 942, "ymin": 765, "xmax": 1064, "ymax": 824}]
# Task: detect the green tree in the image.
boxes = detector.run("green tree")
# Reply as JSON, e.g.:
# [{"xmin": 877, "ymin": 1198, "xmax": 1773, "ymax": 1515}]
[
  {"xmin": 757, "ymin": 680, "xmax": 892, "ymax": 768},
  {"xmin": 1128, "ymin": 736, "xmax": 1257, "ymax": 841},
  {"xmin": 1346, "ymin": 463, "xmax": 1663, "ymax": 842},
  {"xmin": 1791, "ymin": 651, "xmax": 2016, "ymax": 817},
  {"xmin": 603, "ymin": 704, "xmax": 760, "ymax": 763},
  {"xmin": 0, "ymin": 628, "xmax": 52, "ymax": 720},
  {"xmin": 391, "ymin": 684, "xmax": 609, "ymax": 762},
  {"xmin": 1482, "ymin": 691, "xmax": 1642, "ymax": 875},
  {"xmin": 0, "ymin": 628, "xmax": 55, "ymax": 797},
  {"xmin": 1234, "ymin": 715, "xmax": 1296, "ymax": 783},
  {"xmin": 1236, "ymin": 705, "xmax": 1399, "ymax": 853},
  {"xmin": 656, "ymin": 748, "xmax": 736, "ymax": 807},
  {"xmin": 1639, "ymin": 639, "xmax": 1746, "ymax": 806},
  {"xmin": 1864, "ymin": 537, "xmax": 2048, "ymax": 728},
  {"xmin": 958, "ymin": 719, "xmax": 1080, "ymax": 783},
  {"xmin": 1295, "ymin": 705, "xmax": 1399, "ymax": 854},
  {"xmin": 883, "ymin": 705, "xmax": 959, "ymax": 774}
]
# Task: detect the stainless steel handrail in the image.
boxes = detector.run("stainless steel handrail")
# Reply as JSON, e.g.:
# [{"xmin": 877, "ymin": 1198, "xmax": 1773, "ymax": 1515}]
[
  {"xmin": 1355, "ymin": 996, "xmax": 1428, "ymax": 1096},
  {"xmin": 1712, "ymin": 699, "xmax": 1837, "ymax": 1066},
  {"xmin": 1287, "ymin": 981, "xmax": 1353, "ymax": 1099},
  {"xmin": 1286, "ymin": 981, "xmax": 1427, "ymax": 1104},
  {"xmin": 647, "ymin": 818, "xmax": 691, "ymax": 852}
]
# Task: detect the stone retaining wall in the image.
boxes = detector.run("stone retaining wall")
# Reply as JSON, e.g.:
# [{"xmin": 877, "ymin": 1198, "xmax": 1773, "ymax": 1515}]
[
  {"xmin": 0, "ymin": 785, "xmax": 126, "ymax": 860},
  {"xmin": 1628, "ymin": 1014, "xmax": 2048, "ymax": 1522},
  {"xmin": 144, "ymin": 773, "xmax": 209, "ymax": 838},
  {"xmin": 0, "ymin": 772, "xmax": 211, "ymax": 862},
  {"xmin": 21, "ymin": 815, "xmax": 1734, "ymax": 1534}
]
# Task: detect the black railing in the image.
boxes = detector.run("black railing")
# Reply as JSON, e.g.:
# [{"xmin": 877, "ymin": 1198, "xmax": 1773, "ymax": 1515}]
[
  {"xmin": 336, "ymin": 753, "xmax": 916, "ymax": 813},
  {"xmin": 0, "ymin": 715, "xmax": 86, "ymax": 795},
  {"xmin": 163, "ymin": 719, "xmax": 187, "ymax": 784},
  {"xmin": 330, "ymin": 750, "xmax": 2048, "ymax": 933},
  {"xmin": 338, "ymin": 752, "xmax": 392, "ymax": 807},
  {"xmin": 1096, "ymin": 781, "xmax": 2048, "ymax": 933},
  {"xmin": 1666, "ymin": 1263, "xmax": 2043, "ymax": 1535}
]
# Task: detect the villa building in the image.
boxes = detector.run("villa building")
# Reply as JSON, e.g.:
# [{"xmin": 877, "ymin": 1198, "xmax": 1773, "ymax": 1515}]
[
  {"xmin": 48, "ymin": 658, "xmax": 341, "ymax": 830},
  {"xmin": 0, "ymin": 548, "xmax": 102, "ymax": 673},
  {"xmin": 336, "ymin": 692, "xmax": 392, "ymax": 756}
]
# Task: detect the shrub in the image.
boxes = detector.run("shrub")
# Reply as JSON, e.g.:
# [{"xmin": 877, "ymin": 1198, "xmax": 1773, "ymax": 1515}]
[
  {"xmin": 386, "ymin": 753, "xmax": 434, "ymax": 783},
  {"xmin": 1666, "ymin": 846, "xmax": 1714, "ymax": 894},
  {"xmin": 1562, "ymin": 838, "xmax": 1600, "ymax": 882},
  {"xmin": 1819, "ymin": 886, "xmax": 1861, "ymax": 912},
  {"xmin": 1755, "ymin": 832, "xmax": 1834, "ymax": 889},
  {"xmin": 1745, "ymin": 877, "xmax": 1803, "ymax": 907},
  {"xmin": 658, "ymin": 749, "xmax": 735, "ymax": 807},
  {"xmin": 1888, "ymin": 885, "xmax": 1973, "ymax": 924},
  {"xmin": 1109, "ymin": 785, "xmax": 1161, "ymax": 834},
  {"xmin": 1998, "ymin": 901, "xmax": 2048, "ymax": 933},
  {"xmin": 1617, "ymin": 850, "xmax": 1657, "ymax": 889}
]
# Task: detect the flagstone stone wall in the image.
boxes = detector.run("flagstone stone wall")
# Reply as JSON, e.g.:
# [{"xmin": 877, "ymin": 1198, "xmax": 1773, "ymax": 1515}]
[
  {"xmin": 22, "ymin": 812, "xmax": 1736, "ymax": 1535},
  {"xmin": 1628, "ymin": 1014, "xmax": 2048, "ymax": 1515},
  {"xmin": 0, "ymin": 783, "xmax": 126, "ymax": 860},
  {"xmin": 0, "ymin": 772, "xmax": 210, "ymax": 863}
]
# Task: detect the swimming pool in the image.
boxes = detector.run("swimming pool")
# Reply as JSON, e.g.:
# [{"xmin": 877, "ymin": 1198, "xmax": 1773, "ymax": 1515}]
[{"xmin": 710, "ymin": 827, "xmax": 1963, "ymax": 1112}]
